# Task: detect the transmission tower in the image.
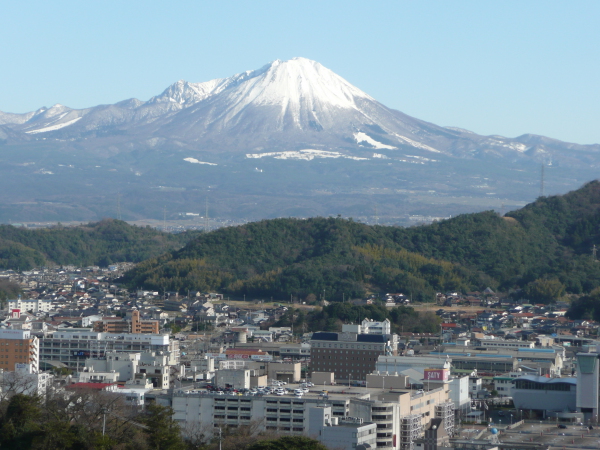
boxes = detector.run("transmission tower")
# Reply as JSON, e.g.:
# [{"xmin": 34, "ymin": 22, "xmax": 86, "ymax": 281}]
[
  {"xmin": 117, "ymin": 193, "xmax": 122, "ymax": 220},
  {"xmin": 205, "ymin": 197, "xmax": 209, "ymax": 232},
  {"xmin": 539, "ymin": 163, "xmax": 545, "ymax": 197}
]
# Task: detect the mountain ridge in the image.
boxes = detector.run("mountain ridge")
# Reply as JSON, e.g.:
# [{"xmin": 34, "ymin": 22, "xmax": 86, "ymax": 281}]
[{"xmin": 0, "ymin": 57, "xmax": 599, "ymax": 223}]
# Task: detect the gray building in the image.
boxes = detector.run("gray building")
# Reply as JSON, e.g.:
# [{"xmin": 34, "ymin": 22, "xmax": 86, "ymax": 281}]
[{"xmin": 512, "ymin": 375, "xmax": 577, "ymax": 418}]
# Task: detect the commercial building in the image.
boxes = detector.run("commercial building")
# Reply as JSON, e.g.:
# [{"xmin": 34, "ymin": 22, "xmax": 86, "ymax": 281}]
[
  {"xmin": 0, "ymin": 329, "xmax": 39, "ymax": 372},
  {"xmin": 310, "ymin": 322, "xmax": 397, "ymax": 382},
  {"xmin": 39, "ymin": 329, "xmax": 178, "ymax": 371},
  {"xmin": 166, "ymin": 384, "xmax": 453, "ymax": 450},
  {"xmin": 512, "ymin": 375, "xmax": 577, "ymax": 418}
]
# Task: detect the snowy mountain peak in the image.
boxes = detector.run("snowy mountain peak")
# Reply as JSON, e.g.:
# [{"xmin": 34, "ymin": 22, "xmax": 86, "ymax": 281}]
[{"xmin": 150, "ymin": 57, "xmax": 373, "ymax": 115}]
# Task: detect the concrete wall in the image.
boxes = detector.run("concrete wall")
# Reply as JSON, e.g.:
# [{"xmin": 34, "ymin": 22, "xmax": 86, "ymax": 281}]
[
  {"xmin": 367, "ymin": 373, "xmax": 409, "ymax": 389},
  {"xmin": 251, "ymin": 374, "xmax": 268, "ymax": 387},
  {"xmin": 312, "ymin": 372, "xmax": 335, "ymax": 385},
  {"xmin": 267, "ymin": 361, "xmax": 301, "ymax": 383},
  {"xmin": 215, "ymin": 369, "xmax": 250, "ymax": 389}
]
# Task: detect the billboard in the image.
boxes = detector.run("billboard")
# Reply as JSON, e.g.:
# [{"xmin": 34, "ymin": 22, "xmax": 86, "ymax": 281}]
[{"xmin": 424, "ymin": 368, "xmax": 449, "ymax": 381}]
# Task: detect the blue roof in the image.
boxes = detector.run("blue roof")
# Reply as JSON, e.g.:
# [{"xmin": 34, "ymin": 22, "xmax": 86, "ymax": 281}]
[
  {"xmin": 311, "ymin": 332, "xmax": 338, "ymax": 341},
  {"xmin": 518, "ymin": 348, "xmax": 555, "ymax": 353},
  {"xmin": 514, "ymin": 375, "xmax": 576, "ymax": 385}
]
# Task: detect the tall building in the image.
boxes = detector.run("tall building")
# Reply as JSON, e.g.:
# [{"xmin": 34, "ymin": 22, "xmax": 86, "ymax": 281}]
[
  {"xmin": 310, "ymin": 321, "xmax": 397, "ymax": 382},
  {"xmin": 576, "ymin": 351, "xmax": 599, "ymax": 421},
  {"xmin": 0, "ymin": 329, "xmax": 39, "ymax": 373}
]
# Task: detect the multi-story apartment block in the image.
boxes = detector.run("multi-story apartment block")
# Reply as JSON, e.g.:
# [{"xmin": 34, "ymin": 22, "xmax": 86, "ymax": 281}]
[
  {"xmin": 310, "ymin": 323, "xmax": 397, "ymax": 382},
  {"xmin": 39, "ymin": 329, "xmax": 178, "ymax": 371},
  {"xmin": 93, "ymin": 309, "xmax": 160, "ymax": 334},
  {"xmin": 7, "ymin": 298, "xmax": 53, "ymax": 313},
  {"xmin": 0, "ymin": 329, "xmax": 39, "ymax": 372}
]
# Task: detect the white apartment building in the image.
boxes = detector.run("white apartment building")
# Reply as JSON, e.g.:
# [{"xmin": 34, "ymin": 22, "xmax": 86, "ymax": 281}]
[
  {"xmin": 84, "ymin": 350, "xmax": 175, "ymax": 389},
  {"xmin": 7, "ymin": 298, "xmax": 53, "ymax": 313},
  {"xmin": 0, "ymin": 363, "xmax": 52, "ymax": 397}
]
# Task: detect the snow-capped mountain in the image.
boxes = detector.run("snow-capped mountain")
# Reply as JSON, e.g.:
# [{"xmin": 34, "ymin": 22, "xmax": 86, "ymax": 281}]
[
  {"xmin": 1, "ymin": 57, "xmax": 598, "ymax": 166},
  {"xmin": 0, "ymin": 57, "xmax": 599, "ymax": 223}
]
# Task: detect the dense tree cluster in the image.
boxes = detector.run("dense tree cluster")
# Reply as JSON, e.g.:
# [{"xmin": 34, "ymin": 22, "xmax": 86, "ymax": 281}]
[
  {"xmin": 0, "ymin": 219, "xmax": 199, "ymax": 270},
  {"xmin": 124, "ymin": 181, "xmax": 600, "ymax": 302},
  {"xmin": 271, "ymin": 303, "xmax": 441, "ymax": 334}
]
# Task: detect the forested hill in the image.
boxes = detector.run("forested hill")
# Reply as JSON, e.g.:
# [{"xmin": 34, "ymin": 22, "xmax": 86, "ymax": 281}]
[
  {"xmin": 122, "ymin": 180, "xmax": 600, "ymax": 301},
  {"xmin": 0, "ymin": 219, "xmax": 199, "ymax": 270}
]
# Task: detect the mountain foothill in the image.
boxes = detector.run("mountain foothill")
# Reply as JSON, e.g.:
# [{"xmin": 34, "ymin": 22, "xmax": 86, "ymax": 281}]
[{"xmin": 3, "ymin": 181, "xmax": 600, "ymax": 320}]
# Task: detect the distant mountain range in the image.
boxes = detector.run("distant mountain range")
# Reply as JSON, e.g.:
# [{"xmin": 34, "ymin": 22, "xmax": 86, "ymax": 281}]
[{"xmin": 0, "ymin": 57, "xmax": 598, "ymax": 223}]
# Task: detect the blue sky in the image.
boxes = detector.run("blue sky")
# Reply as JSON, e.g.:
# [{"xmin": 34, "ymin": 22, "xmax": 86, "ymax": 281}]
[{"xmin": 2, "ymin": 1, "xmax": 599, "ymax": 144}]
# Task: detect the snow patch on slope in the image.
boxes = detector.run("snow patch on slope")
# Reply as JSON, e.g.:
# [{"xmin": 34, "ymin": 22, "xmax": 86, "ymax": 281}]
[
  {"xmin": 25, "ymin": 117, "xmax": 82, "ymax": 134},
  {"xmin": 354, "ymin": 132, "xmax": 396, "ymax": 149},
  {"xmin": 484, "ymin": 138, "xmax": 528, "ymax": 152},
  {"xmin": 246, "ymin": 149, "xmax": 368, "ymax": 161},
  {"xmin": 184, "ymin": 158, "xmax": 217, "ymax": 166},
  {"xmin": 393, "ymin": 133, "xmax": 441, "ymax": 153}
]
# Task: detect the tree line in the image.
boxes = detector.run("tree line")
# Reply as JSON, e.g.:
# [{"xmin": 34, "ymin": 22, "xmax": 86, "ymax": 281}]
[
  {"xmin": 0, "ymin": 219, "xmax": 199, "ymax": 270},
  {"xmin": 123, "ymin": 181, "xmax": 600, "ymax": 303}
]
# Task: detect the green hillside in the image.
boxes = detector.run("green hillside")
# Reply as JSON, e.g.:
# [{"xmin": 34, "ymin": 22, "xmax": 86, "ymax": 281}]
[
  {"xmin": 0, "ymin": 219, "xmax": 199, "ymax": 270},
  {"xmin": 123, "ymin": 180, "xmax": 600, "ymax": 302}
]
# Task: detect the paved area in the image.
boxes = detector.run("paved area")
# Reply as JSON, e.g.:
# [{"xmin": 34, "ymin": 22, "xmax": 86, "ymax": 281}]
[{"xmin": 482, "ymin": 421, "xmax": 600, "ymax": 449}]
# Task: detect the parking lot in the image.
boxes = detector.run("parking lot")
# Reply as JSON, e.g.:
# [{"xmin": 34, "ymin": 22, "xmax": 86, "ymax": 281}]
[{"xmin": 490, "ymin": 421, "xmax": 600, "ymax": 449}]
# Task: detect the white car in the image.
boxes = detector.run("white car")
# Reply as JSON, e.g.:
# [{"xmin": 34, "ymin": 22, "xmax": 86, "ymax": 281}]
[{"xmin": 276, "ymin": 390, "xmax": 285, "ymax": 396}]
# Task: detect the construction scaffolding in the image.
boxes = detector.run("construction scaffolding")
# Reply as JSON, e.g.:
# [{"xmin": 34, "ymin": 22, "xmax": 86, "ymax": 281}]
[
  {"xmin": 399, "ymin": 414, "xmax": 422, "ymax": 450},
  {"xmin": 435, "ymin": 400, "xmax": 455, "ymax": 437}
]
